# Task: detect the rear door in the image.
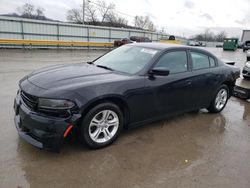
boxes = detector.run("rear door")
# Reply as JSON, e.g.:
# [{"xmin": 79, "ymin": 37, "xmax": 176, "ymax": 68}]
[{"xmin": 188, "ymin": 50, "xmax": 222, "ymax": 108}]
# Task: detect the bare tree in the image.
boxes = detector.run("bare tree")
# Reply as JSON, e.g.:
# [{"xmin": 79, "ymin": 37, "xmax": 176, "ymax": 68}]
[
  {"xmin": 17, "ymin": 3, "xmax": 35, "ymax": 18},
  {"xmin": 105, "ymin": 10, "xmax": 128, "ymax": 26},
  {"xmin": 36, "ymin": 7, "xmax": 45, "ymax": 18},
  {"xmin": 215, "ymin": 31, "xmax": 227, "ymax": 42},
  {"xmin": 67, "ymin": 8, "xmax": 83, "ymax": 23},
  {"xmin": 96, "ymin": 0, "xmax": 115, "ymax": 23},
  {"xmin": 67, "ymin": 0, "xmax": 114, "ymax": 24},
  {"xmin": 134, "ymin": 16, "xmax": 147, "ymax": 29},
  {"xmin": 147, "ymin": 22, "xmax": 156, "ymax": 32},
  {"xmin": 67, "ymin": 0, "xmax": 128, "ymax": 26},
  {"xmin": 85, "ymin": 3, "xmax": 98, "ymax": 23},
  {"xmin": 204, "ymin": 28, "xmax": 215, "ymax": 41},
  {"xmin": 17, "ymin": 3, "xmax": 47, "ymax": 20},
  {"xmin": 115, "ymin": 16, "xmax": 128, "ymax": 26},
  {"xmin": 191, "ymin": 29, "xmax": 227, "ymax": 42},
  {"xmin": 134, "ymin": 15, "xmax": 156, "ymax": 31}
]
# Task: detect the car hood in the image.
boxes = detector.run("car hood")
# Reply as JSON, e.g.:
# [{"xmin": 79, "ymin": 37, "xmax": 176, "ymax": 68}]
[{"xmin": 27, "ymin": 63, "xmax": 129, "ymax": 90}]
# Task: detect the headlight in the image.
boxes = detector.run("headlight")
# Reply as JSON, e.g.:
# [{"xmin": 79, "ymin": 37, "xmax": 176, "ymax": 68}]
[
  {"xmin": 38, "ymin": 98, "xmax": 75, "ymax": 110},
  {"xmin": 246, "ymin": 62, "xmax": 250, "ymax": 68}
]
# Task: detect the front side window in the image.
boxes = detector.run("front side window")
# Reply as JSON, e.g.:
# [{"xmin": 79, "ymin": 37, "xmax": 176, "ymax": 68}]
[
  {"xmin": 190, "ymin": 51, "xmax": 210, "ymax": 70},
  {"xmin": 154, "ymin": 51, "xmax": 188, "ymax": 74}
]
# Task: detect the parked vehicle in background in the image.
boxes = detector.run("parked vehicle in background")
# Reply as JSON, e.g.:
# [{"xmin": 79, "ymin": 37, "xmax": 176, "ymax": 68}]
[
  {"xmin": 114, "ymin": 38, "xmax": 133, "ymax": 47},
  {"xmin": 216, "ymin": 44, "xmax": 223, "ymax": 48},
  {"xmin": 242, "ymin": 50, "xmax": 250, "ymax": 79},
  {"xmin": 168, "ymin": 35, "xmax": 175, "ymax": 40},
  {"xmin": 14, "ymin": 43, "xmax": 240, "ymax": 151},
  {"xmin": 129, "ymin": 36, "xmax": 152, "ymax": 42},
  {"xmin": 114, "ymin": 36, "xmax": 151, "ymax": 47},
  {"xmin": 242, "ymin": 62, "xmax": 250, "ymax": 79},
  {"xmin": 243, "ymin": 41, "xmax": 250, "ymax": 52},
  {"xmin": 188, "ymin": 40, "xmax": 202, "ymax": 46},
  {"xmin": 247, "ymin": 50, "xmax": 250, "ymax": 61},
  {"xmin": 223, "ymin": 38, "xmax": 238, "ymax": 51},
  {"xmin": 160, "ymin": 35, "xmax": 181, "ymax": 45}
]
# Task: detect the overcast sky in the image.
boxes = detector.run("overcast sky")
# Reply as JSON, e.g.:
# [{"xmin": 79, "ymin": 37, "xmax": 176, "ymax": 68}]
[{"xmin": 0, "ymin": 0, "xmax": 249, "ymax": 37}]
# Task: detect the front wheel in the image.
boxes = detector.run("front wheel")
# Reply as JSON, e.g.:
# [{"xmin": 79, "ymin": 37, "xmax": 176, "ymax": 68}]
[
  {"xmin": 80, "ymin": 102, "xmax": 123, "ymax": 149},
  {"xmin": 207, "ymin": 85, "xmax": 229, "ymax": 113}
]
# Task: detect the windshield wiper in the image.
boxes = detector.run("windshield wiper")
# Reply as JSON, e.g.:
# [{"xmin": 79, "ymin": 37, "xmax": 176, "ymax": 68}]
[{"xmin": 96, "ymin": 65, "xmax": 113, "ymax": 71}]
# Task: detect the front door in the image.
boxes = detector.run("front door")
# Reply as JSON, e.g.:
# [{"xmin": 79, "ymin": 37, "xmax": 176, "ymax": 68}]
[{"xmin": 144, "ymin": 50, "xmax": 195, "ymax": 118}]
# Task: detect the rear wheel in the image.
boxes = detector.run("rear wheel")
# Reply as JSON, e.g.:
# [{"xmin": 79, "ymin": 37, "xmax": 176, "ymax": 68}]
[
  {"xmin": 80, "ymin": 102, "xmax": 123, "ymax": 149},
  {"xmin": 207, "ymin": 85, "xmax": 229, "ymax": 113}
]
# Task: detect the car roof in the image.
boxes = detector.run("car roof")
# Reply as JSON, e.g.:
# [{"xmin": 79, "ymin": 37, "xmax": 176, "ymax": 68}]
[
  {"xmin": 128, "ymin": 42, "xmax": 186, "ymax": 50},
  {"xmin": 127, "ymin": 42, "xmax": 217, "ymax": 58}
]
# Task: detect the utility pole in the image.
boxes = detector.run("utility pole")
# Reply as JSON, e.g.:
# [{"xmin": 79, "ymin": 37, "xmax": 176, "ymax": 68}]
[{"xmin": 82, "ymin": 0, "xmax": 85, "ymax": 24}]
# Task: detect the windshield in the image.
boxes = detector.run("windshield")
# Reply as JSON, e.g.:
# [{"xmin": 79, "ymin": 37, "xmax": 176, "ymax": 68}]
[{"xmin": 94, "ymin": 45, "xmax": 159, "ymax": 74}]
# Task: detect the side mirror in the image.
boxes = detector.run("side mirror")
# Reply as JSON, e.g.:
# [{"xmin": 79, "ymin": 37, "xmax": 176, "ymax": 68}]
[{"xmin": 149, "ymin": 67, "xmax": 170, "ymax": 76}]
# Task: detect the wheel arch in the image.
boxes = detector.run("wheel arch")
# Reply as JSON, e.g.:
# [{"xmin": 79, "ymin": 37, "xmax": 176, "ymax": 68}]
[
  {"xmin": 221, "ymin": 80, "xmax": 235, "ymax": 96},
  {"xmin": 79, "ymin": 95, "xmax": 130, "ymax": 127}
]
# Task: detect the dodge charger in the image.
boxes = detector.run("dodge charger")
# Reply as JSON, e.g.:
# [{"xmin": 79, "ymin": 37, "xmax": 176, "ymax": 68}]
[{"xmin": 14, "ymin": 43, "xmax": 240, "ymax": 151}]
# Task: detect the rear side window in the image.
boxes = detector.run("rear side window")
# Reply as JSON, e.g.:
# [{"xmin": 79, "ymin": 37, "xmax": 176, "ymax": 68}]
[
  {"xmin": 155, "ymin": 51, "xmax": 188, "ymax": 74},
  {"xmin": 190, "ymin": 51, "xmax": 210, "ymax": 70}
]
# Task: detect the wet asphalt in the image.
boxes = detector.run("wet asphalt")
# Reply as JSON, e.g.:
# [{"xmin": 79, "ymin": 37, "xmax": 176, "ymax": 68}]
[{"xmin": 0, "ymin": 47, "xmax": 250, "ymax": 188}]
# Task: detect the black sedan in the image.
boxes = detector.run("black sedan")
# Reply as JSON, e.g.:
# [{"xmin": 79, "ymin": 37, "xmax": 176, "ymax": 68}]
[{"xmin": 14, "ymin": 43, "xmax": 240, "ymax": 151}]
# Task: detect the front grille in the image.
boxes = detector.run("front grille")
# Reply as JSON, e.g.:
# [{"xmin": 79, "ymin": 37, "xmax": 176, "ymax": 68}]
[{"xmin": 20, "ymin": 91, "xmax": 38, "ymax": 110}]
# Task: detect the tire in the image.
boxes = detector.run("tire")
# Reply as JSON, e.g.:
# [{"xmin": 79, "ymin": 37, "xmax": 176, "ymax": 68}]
[
  {"xmin": 207, "ymin": 85, "xmax": 229, "ymax": 113},
  {"xmin": 80, "ymin": 102, "xmax": 123, "ymax": 149}
]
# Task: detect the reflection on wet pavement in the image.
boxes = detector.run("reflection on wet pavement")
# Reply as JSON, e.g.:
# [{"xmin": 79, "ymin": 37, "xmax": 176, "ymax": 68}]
[{"xmin": 0, "ymin": 49, "xmax": 250, "ymax": 188}]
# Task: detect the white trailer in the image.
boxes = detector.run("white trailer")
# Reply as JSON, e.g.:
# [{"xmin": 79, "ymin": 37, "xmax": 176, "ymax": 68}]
[{"xmin": 242, "ymin": 30, "xmax": 250, "ymax": 42}]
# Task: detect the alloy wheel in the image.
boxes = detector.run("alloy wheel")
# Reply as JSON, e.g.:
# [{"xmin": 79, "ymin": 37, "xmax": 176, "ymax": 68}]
[
  {"xmin": 215, "ymin": 88, "xmax": 228, "ymax": 110},
  {"xmin": 88, "ymin": 110, "xmax": 119, "ymax": 143}
]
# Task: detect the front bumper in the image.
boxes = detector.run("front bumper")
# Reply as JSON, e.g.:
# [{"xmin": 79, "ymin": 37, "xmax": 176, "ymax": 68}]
[
  {"xmin": 242, "ymin": 66, "xmax": 250, "ymax": 78},
  {"xmin": 14, "ymin": 91, "xmax": 81, "ymax": 152}
]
